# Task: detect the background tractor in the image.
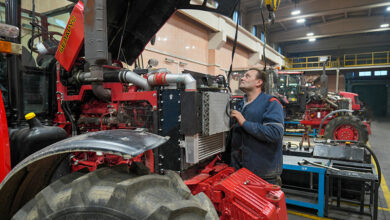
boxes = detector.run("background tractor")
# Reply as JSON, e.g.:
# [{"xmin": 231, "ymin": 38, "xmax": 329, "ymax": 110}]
[{"xmin": 276, "ymin": 69, "xmax": 370, "ymax": 143}]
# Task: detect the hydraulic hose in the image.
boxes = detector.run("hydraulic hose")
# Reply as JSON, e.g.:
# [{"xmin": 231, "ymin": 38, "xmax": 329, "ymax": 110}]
[
  {"xmin": 314, "ymin": 109, "xmax": 353, "ymax": 142},
  {"xmin": 313, "ymin": 109, "xmax": 381, "ymax": 187},
  {"xmin": 361, "ymin": 143, "xmax": 382, "ymax": 188}
]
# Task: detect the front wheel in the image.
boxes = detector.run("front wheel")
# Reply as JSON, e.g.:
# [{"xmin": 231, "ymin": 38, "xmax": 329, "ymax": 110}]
[{"xmin": 13, "ymin": 166, "xmax": 218, "ymax": 220}]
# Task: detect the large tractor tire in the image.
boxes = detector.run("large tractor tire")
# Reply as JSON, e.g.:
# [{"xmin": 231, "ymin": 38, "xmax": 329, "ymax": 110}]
[
  {"xmin": 12, "ymin": 166, "xmax": 218, "ymax": 220},
  {"xmin": 323, "ymin": 115, "xmax": 369, "ymax": 144}
]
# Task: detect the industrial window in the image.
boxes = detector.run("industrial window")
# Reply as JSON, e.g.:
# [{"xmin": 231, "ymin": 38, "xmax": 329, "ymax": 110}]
[
  {"xmin": 358, "ymin": 71, "xmax": 371, "ymax": 77},
  {"xmin": 374, "ymin": 70, "xmax": 387, "ymax": 76},
  {"xmin": 252, "ymin": 25, "xmax": 258, "ymax": 36},
  {"xmin": 233, "ymin": 11, "xmax": 241, "ymax": 25},
  {"xmin": 261, "ymin": 32, "xmax": 265, "ymax": 42}
]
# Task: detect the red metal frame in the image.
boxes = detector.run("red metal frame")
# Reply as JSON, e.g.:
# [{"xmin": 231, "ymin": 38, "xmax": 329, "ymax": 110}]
[
  {"xmin": 278, "ymin": 71, "xmax": 303, "ymax": 75},
  {"xmin": 71, "ymin": 150, "xmax": 154, "ymax": 173},
  {"xmin": 0, "ymin": 90, "xmax": 11, "ymax": 182}
]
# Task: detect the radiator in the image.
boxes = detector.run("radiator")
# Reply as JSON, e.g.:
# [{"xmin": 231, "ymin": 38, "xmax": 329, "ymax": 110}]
[{"xmin": 202, "ymin": 91, "xmax": 230, "ymax": 136}]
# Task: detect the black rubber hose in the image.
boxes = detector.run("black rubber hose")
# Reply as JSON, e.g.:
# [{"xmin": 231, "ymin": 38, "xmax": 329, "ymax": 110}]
[
  {"xmin": 314, "ymin": 109, "xmax": 353, "ymax": 142},
  {"xmin": 103, "ymin": 71, "xmax": 121, "ymax": 82},
  {"xmin": 313, "ymin": 109, "xmax": 381, "ymax": 187},
  {"xmin": 61, "ymin": 102, "xmax": 77, "ymax": 136},
  {"xmin": 361, "ymin": 143, "xmax": 382, "ymax": 188}
]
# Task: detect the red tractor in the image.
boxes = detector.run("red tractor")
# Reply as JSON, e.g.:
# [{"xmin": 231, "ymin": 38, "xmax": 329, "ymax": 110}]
[
  {"xmin": 0, "ymin": 0, "xmax": 287, "ymax": 219},
  {"xmin": 300, "ymin": 90, "xmax": 370, "ymax": 143},
  {"xmin": 276, "ymin": 71, "xmax": 370, "ymax": 143}
]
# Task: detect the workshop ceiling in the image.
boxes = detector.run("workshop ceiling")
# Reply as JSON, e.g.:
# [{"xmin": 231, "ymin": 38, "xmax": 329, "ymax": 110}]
[{"xmin": 240, "ymin": 0, "xmax": 390, "ymax": 56}]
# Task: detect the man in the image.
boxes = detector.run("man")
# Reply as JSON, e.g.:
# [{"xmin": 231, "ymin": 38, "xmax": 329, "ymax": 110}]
[{"xmin": 230, "ymin": 68, "xmax": 284, "ymax": 185}]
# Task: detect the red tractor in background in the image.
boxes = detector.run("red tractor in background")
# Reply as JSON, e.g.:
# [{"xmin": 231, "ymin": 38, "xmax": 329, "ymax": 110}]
[
  {"xmin": 0, "ymin": 0, "xmax": 287, "ymax": 219},
  {"xmin": 276, "ymin": 70, "xmax": 370, "ymax": 143}
]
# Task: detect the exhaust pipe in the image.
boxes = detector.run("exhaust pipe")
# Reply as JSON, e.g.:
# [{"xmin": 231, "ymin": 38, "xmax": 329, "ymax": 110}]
[
  {"xmin": 84, "ymin": 0, "xmax": 111, "ymax": 101},
  {"xmin": 320, "ymin": 60, "xmax": 328, "ymax": 98}
]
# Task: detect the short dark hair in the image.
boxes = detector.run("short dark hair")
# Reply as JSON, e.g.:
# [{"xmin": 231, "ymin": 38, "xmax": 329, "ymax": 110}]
[{"xmin": 249, "ymin": 67, "xmax": 266, "ymax": 91}]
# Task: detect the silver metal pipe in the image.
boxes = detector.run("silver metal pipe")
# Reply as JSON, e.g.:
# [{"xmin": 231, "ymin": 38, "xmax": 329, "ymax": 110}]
[{"xmin": 119, "ymin": 70, "xmax": 151, "ymax": 90}]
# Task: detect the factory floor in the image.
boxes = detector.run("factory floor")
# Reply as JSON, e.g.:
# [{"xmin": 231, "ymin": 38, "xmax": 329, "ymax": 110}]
[{"xmin": 286, "ymin": 118, "xmax": 390, "ymax": 220}]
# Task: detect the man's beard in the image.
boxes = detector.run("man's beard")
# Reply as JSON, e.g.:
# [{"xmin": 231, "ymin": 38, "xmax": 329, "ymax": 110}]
[{"xmin": 239, "ymin": 85, "xmax": 249, "ymax": 92}]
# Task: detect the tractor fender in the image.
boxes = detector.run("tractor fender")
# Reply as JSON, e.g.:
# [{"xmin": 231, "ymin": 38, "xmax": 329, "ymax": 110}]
[{"xmin": 0, "ymin": 129, "xmax": 169, "ymax": 219}]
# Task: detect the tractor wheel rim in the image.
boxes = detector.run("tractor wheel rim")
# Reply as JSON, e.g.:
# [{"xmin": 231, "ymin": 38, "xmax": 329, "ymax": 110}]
[{"xmin": 333, "ymin": 124, "xmax": 359, "ymax": 141}]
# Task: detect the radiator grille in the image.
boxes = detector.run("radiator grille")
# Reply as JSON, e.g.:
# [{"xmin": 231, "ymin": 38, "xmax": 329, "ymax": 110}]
[{"xmin": 184, "ymin": 132, "xmax": 225, "ymax": 164}]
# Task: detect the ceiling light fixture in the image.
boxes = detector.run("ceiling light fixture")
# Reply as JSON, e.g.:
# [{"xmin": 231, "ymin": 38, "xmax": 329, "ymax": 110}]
[
  {"xmin": 297, "ymin": 18, "xmax": 305, "ymax": 23},
  {"xmin": 309, "ymin": 38, "xmax": 316, "ymax": 42},
  {"xmin": 306, "ymin": 32, "xmax": 314, "ymax": 36},
  {"xmin": 291, "ymin": 10, "xmax": 301, "ymax": 15},
  {"xmin": 380, "ymin": 23, "xmax": 389, "ymax": 28},
  {"xmin": 387, "ymin": 6, "xmax": 390, "ymax": 11}
]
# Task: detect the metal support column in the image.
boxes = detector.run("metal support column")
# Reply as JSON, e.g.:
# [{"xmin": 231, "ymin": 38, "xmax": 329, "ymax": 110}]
[
  {"xmin": 335, "ymin": 68, "xmax": 340, "ymax": 93},
  {"xmin": 5, "ymin": 0, "xmax": 23, "ymax": 126}
]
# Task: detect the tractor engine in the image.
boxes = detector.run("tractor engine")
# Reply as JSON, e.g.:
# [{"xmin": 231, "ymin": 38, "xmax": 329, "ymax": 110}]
[{"xmin": 55, "ymin": 62, "xmax": 230, "ymax": 174}]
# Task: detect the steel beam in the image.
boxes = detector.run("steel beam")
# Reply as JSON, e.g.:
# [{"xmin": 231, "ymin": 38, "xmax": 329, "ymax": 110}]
[
  {"xmin": 246, "ymin": 0, "xmax": 390, "ymax": 25},
  {"xmin": 271, "ymin": 16, "xmax": 389, "ymax": 43},
  {"xmin": 282, "ymin": 32, "xmax": 390, "ymax": 54}
]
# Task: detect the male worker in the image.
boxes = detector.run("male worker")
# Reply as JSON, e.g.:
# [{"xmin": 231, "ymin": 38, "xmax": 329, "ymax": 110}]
[{"xmin": 230, "ymin": 68, "xmax": 284, "ymax": 185}]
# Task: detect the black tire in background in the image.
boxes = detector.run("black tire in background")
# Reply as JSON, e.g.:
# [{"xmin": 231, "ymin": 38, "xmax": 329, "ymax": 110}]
[
  {"xmin": 12, "ymin": 166, "xmax": 218, "ymax": 220},
  {"xmin": 323, "ymin": 115, "xmax": 369, "ymax": 144}
]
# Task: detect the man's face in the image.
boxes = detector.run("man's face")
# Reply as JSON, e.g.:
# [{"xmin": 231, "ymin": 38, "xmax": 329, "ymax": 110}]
[{"xmin": 239, "ymin": 70, "xmax": 263, "ymax": 92}]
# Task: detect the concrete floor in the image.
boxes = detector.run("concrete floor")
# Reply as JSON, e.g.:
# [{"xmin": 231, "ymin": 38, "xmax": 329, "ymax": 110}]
[{"xmin": 286, "ymin": 119, "xmax": 390, "ymax": 220}]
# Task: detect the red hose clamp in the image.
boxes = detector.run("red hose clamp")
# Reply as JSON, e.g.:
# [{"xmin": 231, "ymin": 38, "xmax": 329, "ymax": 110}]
[{"xmin": 153, "ymin": 72, "xmax": 167, "ymax": 85}]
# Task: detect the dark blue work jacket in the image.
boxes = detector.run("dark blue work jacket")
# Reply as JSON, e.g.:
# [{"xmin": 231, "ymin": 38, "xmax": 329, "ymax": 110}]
[{"xmin": 231, "ymin": 92, "xmax": 284, "ymax": 178}]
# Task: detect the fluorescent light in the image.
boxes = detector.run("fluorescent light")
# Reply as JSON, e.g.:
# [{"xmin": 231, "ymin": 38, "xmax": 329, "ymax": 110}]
[
  {"xmin": 387, "ymin": 6, "xmax": 390, "ymax": 11},
  {"xmin": 291, "ymin": 10, "xmax": 301, "ymax": 15},
  {"xmin": 306, "ymin": 32, "xmax": 314, "ymax": 36},
  {"xmin": 309, "ymin": 38, "xmax": 316, "ymax": 42},
  {"xmin": 380, "ymin": 23, "xmax": 389, "ymax": 28},
  {"xmin": 297, "ymin": 18, "xmax": 305, "ymax": 23}
]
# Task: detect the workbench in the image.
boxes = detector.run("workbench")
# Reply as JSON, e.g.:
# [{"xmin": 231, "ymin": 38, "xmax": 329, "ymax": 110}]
[{"xmin": 282, "ymin": 155, "xmax": 330, "ymax": 217}]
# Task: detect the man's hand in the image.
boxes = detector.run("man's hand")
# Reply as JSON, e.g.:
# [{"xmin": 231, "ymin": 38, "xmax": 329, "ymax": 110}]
[{"xmin": 231, "ymin": 110, "xmax": 246, "ymax": 126}]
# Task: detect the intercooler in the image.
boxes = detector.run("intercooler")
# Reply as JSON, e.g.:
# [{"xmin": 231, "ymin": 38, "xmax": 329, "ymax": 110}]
[{"xmin": 183, "ymin": 132, "xmax": 226, "ymax": 164}]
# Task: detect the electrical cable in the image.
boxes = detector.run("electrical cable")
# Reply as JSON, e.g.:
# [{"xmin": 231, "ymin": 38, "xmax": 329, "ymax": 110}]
[
  {"xmin": 61, "ymin": 102, "xmax": 77, "ymax": 136},
  {"xmin": 227, "ymin": 0, "xmax": 241, "ymax": 95},
  {"xmin": 30, "ymin": 0, "xmax": 36, "ymax": 54},
  {"xmin": 117, "ymin": 1, "xmax": 130, "ymax": 60},
  {"xmin": 141, "ymin": 54, "xmax": 144, "ymax": 69},
  {"xmin": 259, "ymin": 0, "xmax": 267, "ymax": 71}
]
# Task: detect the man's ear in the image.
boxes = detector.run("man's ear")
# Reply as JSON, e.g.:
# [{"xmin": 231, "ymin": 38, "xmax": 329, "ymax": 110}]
[{"xmin": 256, "ymin": 79, "xmax": 263, "ymax": 88}]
